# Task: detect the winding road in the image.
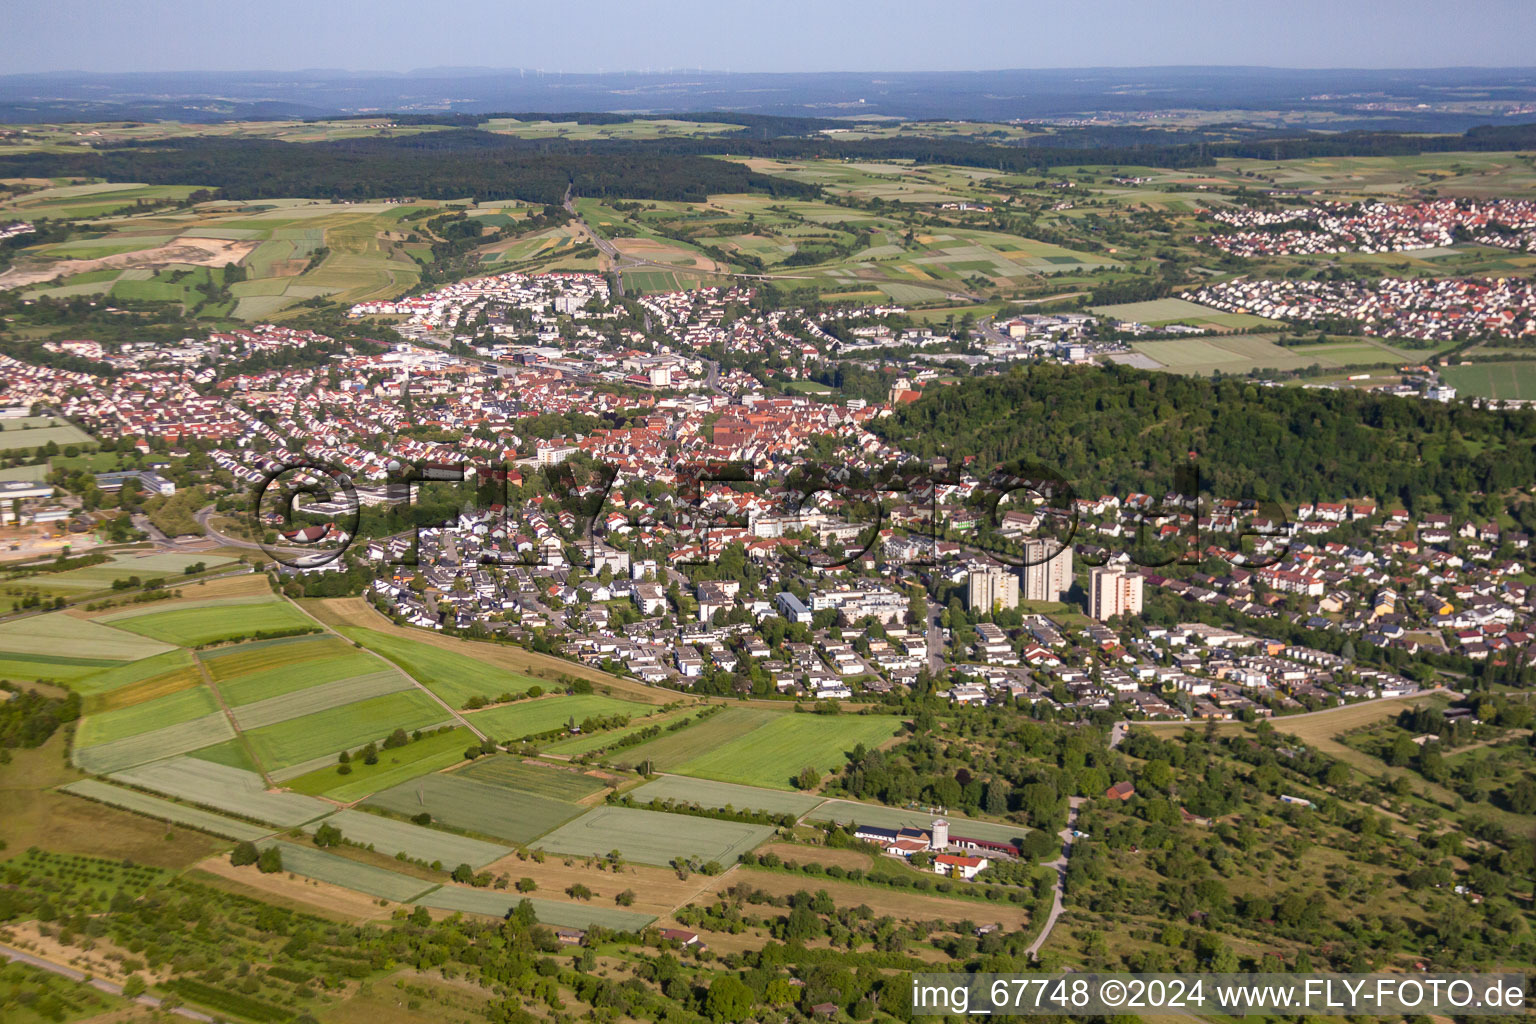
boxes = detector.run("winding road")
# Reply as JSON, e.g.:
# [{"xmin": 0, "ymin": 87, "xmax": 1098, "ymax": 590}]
[{"xmin": 1025, "ymin": 795, "xmax": 1084, "ymax": 960}]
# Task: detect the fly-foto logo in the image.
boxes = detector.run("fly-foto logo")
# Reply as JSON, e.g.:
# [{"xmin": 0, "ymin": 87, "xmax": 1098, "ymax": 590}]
[{"xmin": 247, "ymin": 456, "xmax": 1294, "ymax": 571}]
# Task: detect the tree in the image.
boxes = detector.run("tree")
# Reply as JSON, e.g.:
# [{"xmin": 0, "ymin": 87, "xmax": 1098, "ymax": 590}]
[
  {"xmin": 256, "ymin": 846, "xmax": 283, "ymax": 874},
  {"xmin": 616, "ymin": 889, "xmax": 636, "ymax": 906},
  {"xmin": 313, "ymin": 824, "xmax": 343, "ymax": 848},
  {"xmin": 566, "ymin": 883, "xmax": 592, "ymax": 901},
  {"xmin": 705, "ymin": 975, "xmax": 754, "ymax": 1022},
  {"xmin": 122, "ymin": 975, "xmax": 146, "ymax": 999},
  {"xmin": 231, "ymin": 841, "xmax": 259, "ymax": 867},
  {"xmin": 452, "ymin": 863, "xmax": 475, "ymax": 884},
  {"xmin": 516, "ymin": 877, "xmax": 537, "ymax": 892},
  {"xmin": 795, "ymin": 766, "xmax": 821, "ymax": 791}
]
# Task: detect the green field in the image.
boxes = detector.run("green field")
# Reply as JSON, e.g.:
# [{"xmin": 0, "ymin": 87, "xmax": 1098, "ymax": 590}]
[
  {"xmin": 0, "ymin": 418, "xmax": 92, "ymax": 452},
  {"xmin": 67, "ymin": 648, "xmax": 196, "ymax": 698},
  {"xmin": 672, "ymin": 712, "xmax": 904, "ymax": 789},
  {"xmin": 366, "ymin": 773, "xmax": 583, "ymax": 844},
  {"xmin": 414, "ymin": 886, "xmax": 656, "ymax": 931},
  {"xmin": 456, "ymin": 756, "xmax": 608, "ymax": 801},
  {"xmin": 1124, "ymin": 334, "xmax": 1416, "ymax": 377},
  {"xmin": 0, "ymin": 651, "xmax": 123, "ymax": 683},
  {"xmin": 228, "ymin": 670, "xmax": 412, "ymax": 730},
  {"xmin": 605, "ymin": 707, "xmax": 780, "ymax": 770},
  {"xmin": 106, "ymin": 599, "xmax": 314, "ymax": 647},
  {"xmin": 73, "ymin": 713, "xmax": 234, "ymax": 774},
  {"xmin": 257, "ymin": 841, "xmax": 435, "ymax": 902},
  {"xmin": 75, "ymin": 685, "xmax": 220, "ymax": 747},
  {"xmin": 62, "ymin": 779, "xmax": 273, "ymax": 841},
  {"xmin": 285, "ymin": 726, "xmax": 476, "ymax": 801},
  {"xmin": 465, "ymin": 694, "xmax": 648, "ymax": 741},
  {"xmin": 628, "ymin": 775, "xmax": 825, "ymax": 816},
  {"xmin": 1, "ymin": 552, "xmax": 236, "ymax": 598},
  {"xmin": 211, "ymin": 641, "xmax": 383, "ymax": 705},
  {"xmin": 110, "ymin": 758, "xmax": 330, "ymax": 826},
  {"xmin": 533, "ymin": 805, "xmax": 774, "ymax": 867},
  {"xmin": 1441, "ymin": 361, "xmax": 1536, "ymax": 400},
  {"xmin": 340, "ymin": 626, "xmax": 538, "ymax": 707},
  {"xmin": 0, "ymin": 611, "xmax": 175, "ymax": 661},
  {"xmin": 241, "ymin": 689, "xmax": 450, "ymax": 770},
  {"xmin": 302, "ymin": 809, "xmax": 509, "ymax": 868},
  {"xmin": 540, "ymin": 707, "xmax": 697, "ymax": 756},
  {"xmin": 1091, "ymin": 297, "xmax": 1279, "ymax": 330}
]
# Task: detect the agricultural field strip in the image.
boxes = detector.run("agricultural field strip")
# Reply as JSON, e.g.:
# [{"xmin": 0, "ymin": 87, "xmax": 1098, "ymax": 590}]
[
  {"xmin": 107, "ymin": 600, "xmax": 315, "ymax": 647},
  {"xmin": 228, "ymin": 670, "xmax": 413, "ymax": 730},
  {"xmin": 0, "ymin": 612, "xmax": 175, "ymax": 661},
  {"xmin": 464, "ymin": 694, "xmax": 649, "ymax": 741},
  {"xmin": 109, "ymin": 757, "xmax": 332, "ymax": 827},
  {"xmin": 365, "ymin": 773, "xmax": 584, "ymax": 845},
  {"xmin": 414, "ymin": 886, "xmax": 656, "ymax": 931},
  {"xmin": 629, "ymin": 775, "xmax": 824, "ymax": 816},
  {"xmin": 672, "ymin": 713, "xmax": 904, "ymax": 789},
  {"xmin": 256, "ymin": 841, "xmax": 436, "ymax": 902},
  {"xmin": 241, "ymin": 689, "xmax": 453, "ymax": 770},
  {"xmin": 455, "ymin": 756, "xmax": 607, "ymax": 801},
  {"xmin": 607, "ymin": 707, "xmax": 780, "ymax": 770},
  {"xmin": 300, "ymin": 809, "xmax": 509, "ymax": 868},
  {"xmin": 94, "ymin": 594, "xmax": 279, "ymax": 622},
  {"xmin": 72, "ymin": 712, "xmax": 234, "ymax": 774},
  {"xmin": 533, "ymin": 805, "xmax": 775, "ymax": 867},
  {"xmin": 75, "ymin": 685, "xmax": 221, "ymax": 747},
  {"xmin": 60, "ymin": 779, "xmax": 274, "ymax": 841}
]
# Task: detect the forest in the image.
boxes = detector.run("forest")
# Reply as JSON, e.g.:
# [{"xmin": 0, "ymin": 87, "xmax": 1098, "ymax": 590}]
[
  {"xmin": 877, "ymin": 365, "xmax": 1536, "ymax": 525},
  {"xmin": 6, "ymin": 120, "xmax": 1536, "ymax": 204}
]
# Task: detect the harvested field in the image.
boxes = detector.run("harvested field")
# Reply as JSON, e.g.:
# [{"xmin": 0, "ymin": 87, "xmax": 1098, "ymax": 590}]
[
  {"xmin": 190, "ymin": 857, "xmax": 398, "ymax": 922},
  {"xmin": 478, "ymin": 851, "xmax": 732, "ymax": 919}
]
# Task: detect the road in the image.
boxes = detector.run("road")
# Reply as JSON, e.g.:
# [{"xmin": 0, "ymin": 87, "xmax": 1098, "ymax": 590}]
[
  {"xmin": 1025, "ymin": 795, "xmax": 1084, "ymax": 960},
  {"xmin": 193, "ymin": 505, "xmax": 338, "ymax": 558},
  {"xmin": 1108, "ymin": 720, "xmax": 1128, "ymax": 750},
  {"xmin": 1, "ymin": 941, "xmax": 215, "ymax": 1022}
]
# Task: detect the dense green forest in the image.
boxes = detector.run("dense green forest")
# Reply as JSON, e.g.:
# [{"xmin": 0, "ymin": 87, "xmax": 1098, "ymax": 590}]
[
  {"xmin": 7, "ymin": 121, "xmax": 1536, "ymax": 205},
  {"xmin": 0, "ymin": 132, "xmax": 821, "ymax": 205},
  {"xmin": 877, "ymin": 366, "xmax": 1536, "ymax": 522}
]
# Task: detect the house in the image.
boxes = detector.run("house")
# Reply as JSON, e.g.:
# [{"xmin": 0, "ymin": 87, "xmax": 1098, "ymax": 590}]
[
  {"xmin": 1105, "ymin": 781, "xmax": 1136, "ymax": 801},
  {"xmin": 657, "ymin": 928, "xmax": 700, "ymax": 946},
  {"xmin": 934, "ymin": 854, "xmax": 988, "ymax": 880}
]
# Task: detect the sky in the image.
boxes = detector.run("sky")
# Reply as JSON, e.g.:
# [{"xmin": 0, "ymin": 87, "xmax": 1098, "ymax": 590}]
[{"xmin": 5, "ymin": 0, "xmax": 1535, "ymax": 75}]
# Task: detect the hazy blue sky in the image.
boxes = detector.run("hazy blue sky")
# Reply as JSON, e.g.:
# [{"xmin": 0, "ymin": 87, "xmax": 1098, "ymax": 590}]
[{"xmin": 5, "ymin": 0, "xmax": 1534, "ymax": 74}]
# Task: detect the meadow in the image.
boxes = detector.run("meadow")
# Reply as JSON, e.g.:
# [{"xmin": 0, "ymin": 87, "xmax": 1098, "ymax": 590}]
[
  {"xmin": 285, "ymin": 726, "xmax": 476, "ymax": 801},
  {"xmin": 1125, "ymin": 334, "xmax": 1419, "ymax": 376},
  {"xmin": 540, "ymin": 707, "xmax": 698, "ymax": 756},
  {"xmin": 3, "ymin": 552, "xmax": 237, "ymax": 599},
  {"xmin": 628, "ymin": 775, "xmax": 824, "ymax": 816},
  {"xmin": 366, "ymin": 773, "xmax": 583, "ymax": 844},
  {"xmin": 227, "ymin": 670, "xmax": 411, "ymax": 730},
  {"xmin": 533, "ymin": 805, "xmax": 774, "ymax": 867},
  {"xmin": 68, "ymin": 648, "xmax": 198, "ymax": 703},
  {"xmin": 0, "ymin": 417, "xmax": 91, "ymax": 452},
  {"xmin": 73, "ymin": 713, "xmax": 233, "ymax": 774},
  {"xmin": 1091, "ymin": 297, "xmax": 1280, "ymax": 330},
  {"xmin": 0, "ymin": 610, "xmax": 174, "ymax": 661},
  {"xmin": 205, "ymin": 636, "xmax": 382, "ymax": 704},
  {"xmin": 106, "ymin": 598, "xmax": 314, "ymax": 647},
  {"xmin": 464, "ymin": 694, "xmax": 649, "ymax": 741},
  {"xmin": 301, "ymin": 809, "xmax": 509, "ymax": 868},
  {"xmin": 75, "ymin": 685, "xmax": 220, "ymax": 747},
  {"xmin": 241, "ymin": 688, "xmax": 450, "ymax": 770},
  {"xmin": 605, "ymin": 707, "xmax": 780, "ymax": 771},
  {"xmin": 109, "ymin": 757, "xmax": 331, "ymax": 826},
  {"xmin": 456, "ymin": 756, "xmax": 608, "ymax": 801},
  {"xmin": 672, "ymin": 712, "xmax": 904, "ymax": 789},
  {"xmin": 341, "ymin": 626, "xmax": 538, "ymax": 707},
  {"xmin": 1441, "ymin": 360, "xmax": 1536, "ymax": 400}
]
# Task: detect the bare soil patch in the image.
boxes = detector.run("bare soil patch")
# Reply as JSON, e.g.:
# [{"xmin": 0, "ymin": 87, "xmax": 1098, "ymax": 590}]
[{"xmin": 0, "ymin": 236, "xmax": 258, "ymax": 289}]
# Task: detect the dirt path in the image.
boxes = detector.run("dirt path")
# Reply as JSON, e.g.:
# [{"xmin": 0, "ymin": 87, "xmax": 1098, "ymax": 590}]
[{"xmin": 1025, "ymin": 796, "xmax": 1083, "ymax": 959}]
